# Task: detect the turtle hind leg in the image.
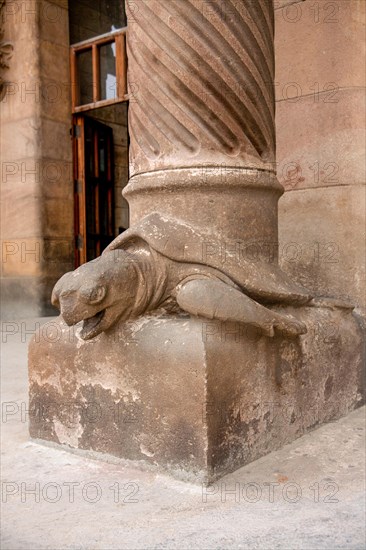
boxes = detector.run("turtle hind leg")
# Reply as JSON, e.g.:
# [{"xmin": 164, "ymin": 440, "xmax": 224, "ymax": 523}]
[{"xmin": 176, "ymin": 279, "xmax": 307, "ymax": 338}]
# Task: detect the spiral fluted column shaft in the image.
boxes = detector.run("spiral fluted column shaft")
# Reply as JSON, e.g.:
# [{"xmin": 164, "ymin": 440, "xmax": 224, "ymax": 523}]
[
  {"xmin": 124, "ymin": 0, "xmax": 280, "ymax": 247},
  {"xmin": 126, "ymin": 0, "xmax": 276, "ymax": 176}
]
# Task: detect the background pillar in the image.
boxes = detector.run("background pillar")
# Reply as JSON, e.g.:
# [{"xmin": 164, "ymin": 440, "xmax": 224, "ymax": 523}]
[
  {"xmin": 0, "ymin": 0, "xmax": 74, "ymax": 317},
  {"xmin": 275, "ymin": 0, "xmax": 365, "ymax": 312}
]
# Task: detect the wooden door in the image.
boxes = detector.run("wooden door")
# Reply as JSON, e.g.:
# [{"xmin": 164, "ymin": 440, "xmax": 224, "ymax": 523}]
[{"xmin": 73, "ymin": 115, "xmax": 115, "ymax": 266}]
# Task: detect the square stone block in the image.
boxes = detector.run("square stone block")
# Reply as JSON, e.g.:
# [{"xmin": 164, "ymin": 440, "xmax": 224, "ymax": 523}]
[
  {"xmin": 276, "ymin": 88, "xmax": 366, "ymax": 190},
  {"xmin": 279, "ymin": 185, "xmax": 366, "ymax": 310},
  {"xmin": 38, "ymin": 2, "xmax": 69, "ymax": 46},
  {"xmin": 0, "ymin": 118, "xmax": 41, "ymax": 161},
  {"xmin": 0, "ymin": 194, "xmax": 42, "ymax": 240},
  {"xmin": 275, "ymin": 0, "xmax": 365, "ymax": 91},
  {"xmin": 29, "ymin": 305, "xmax": 364, "ymax": 484}
]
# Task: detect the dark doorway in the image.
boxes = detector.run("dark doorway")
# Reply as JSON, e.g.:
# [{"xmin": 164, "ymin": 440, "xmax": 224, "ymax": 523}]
[{"xmin": 73, "ymin": 115, "xmax": 115, "ymax": 266}]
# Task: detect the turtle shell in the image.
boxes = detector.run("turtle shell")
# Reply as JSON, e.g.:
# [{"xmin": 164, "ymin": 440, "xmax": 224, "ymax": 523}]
[{"xmin": 105, "ymin": 213, "xmax": 312, "ymax": 305}]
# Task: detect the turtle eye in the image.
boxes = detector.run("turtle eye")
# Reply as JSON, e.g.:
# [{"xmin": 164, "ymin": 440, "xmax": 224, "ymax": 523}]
[{"xmin": 81, "ymin": 286, "xmax": 106, "ymax": 305}]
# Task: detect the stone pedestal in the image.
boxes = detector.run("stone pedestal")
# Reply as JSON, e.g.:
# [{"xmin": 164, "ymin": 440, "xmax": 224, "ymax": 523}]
[{"xmin": 29, "ymin": 304, "xmax": 364, "ymax": 484}]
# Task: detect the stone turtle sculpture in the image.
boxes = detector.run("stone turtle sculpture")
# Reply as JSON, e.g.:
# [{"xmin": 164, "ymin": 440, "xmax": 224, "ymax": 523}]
[{"xmin": 52, "ymin": 213, "xmax": 312, "ymax": 340}]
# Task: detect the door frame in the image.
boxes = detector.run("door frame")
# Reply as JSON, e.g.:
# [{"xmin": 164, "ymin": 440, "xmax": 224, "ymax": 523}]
[{"xmin": 72, "ymin": 114, "xmax": 115, "ymax": 267}]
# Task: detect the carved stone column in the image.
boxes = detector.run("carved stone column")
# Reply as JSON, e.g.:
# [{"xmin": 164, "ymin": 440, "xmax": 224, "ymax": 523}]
[
  {"xmin": 127, "ymin": 0, "xmax": 275, "ymax": 170},
  {"xmin": 125, "ymin": 0, "xmax": 279, "ymax": 244},
  {"xmin": 28, "ymin": 0, "xmax": 364, "ymax": 483}
]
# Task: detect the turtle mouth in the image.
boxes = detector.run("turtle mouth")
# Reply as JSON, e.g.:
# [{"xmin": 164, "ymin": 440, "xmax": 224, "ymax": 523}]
[{"xmin": 80, "ymin": 309, "xmax": 106, "ymax": 340}]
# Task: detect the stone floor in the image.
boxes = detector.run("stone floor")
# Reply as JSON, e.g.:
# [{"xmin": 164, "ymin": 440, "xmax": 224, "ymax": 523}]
[{"xmin": 1, "ymin": 317, "xmax": 365, "ymax": 550}]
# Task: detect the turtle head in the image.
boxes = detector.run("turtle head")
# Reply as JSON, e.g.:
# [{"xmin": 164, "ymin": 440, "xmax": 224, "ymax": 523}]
[{"xmin": 51, "ymin": 251, "xmax": 140, "ymax": 340}]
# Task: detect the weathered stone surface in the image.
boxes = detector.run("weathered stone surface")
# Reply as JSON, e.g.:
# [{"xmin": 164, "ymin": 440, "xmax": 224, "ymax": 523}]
[
  {"xmin": 1, "ymin": 195, "xmax": 42, "ymax": 239},
  {"xmin": 275, "ymin": 0, "xmax": 365, "ymax": 317},
  {"xmin": 1, "ymin": 118, "xmax": 41, "ymax": 159},
  {"xmin": 29, "ymin": 306, "xmax": 364, "ymax": 483},
  {"xmin": 38, "ymin": 1, "xmax": 69, "ymax": 45},
  {"xmin": 0, "ymin": 158, "xmax": 73, "ymax": 200},
  {"xmin": 279, "ymin": 185, "xmax": 366, "ymax": 311},
  {"xmin": 276, "ymin": 88, "xmax": 366, "ymax": 191},
  {"xmin": 275, "ymin": 0, "xmax": 365, "ymax": 92},
  {"xmin": 1, "ymin": 238, "xmax": 51, "ymax": 277}
]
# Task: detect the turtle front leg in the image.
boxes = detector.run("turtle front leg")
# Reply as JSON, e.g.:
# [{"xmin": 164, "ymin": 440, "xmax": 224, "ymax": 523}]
[{"xmin": 176, "ymin": 279, "xmax": 307, "ymax": 338}]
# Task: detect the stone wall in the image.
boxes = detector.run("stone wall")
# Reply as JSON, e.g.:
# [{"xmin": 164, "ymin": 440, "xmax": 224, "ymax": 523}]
[
  {"xmin": 0, "ymin": 0, "xmax": 73, "ymax": 317},
  {"xmin": 275, "ymin": 0, "xmax": 366, "ymax": 311}
]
